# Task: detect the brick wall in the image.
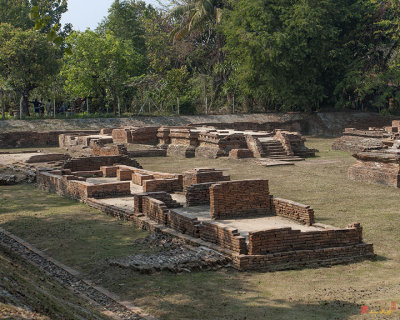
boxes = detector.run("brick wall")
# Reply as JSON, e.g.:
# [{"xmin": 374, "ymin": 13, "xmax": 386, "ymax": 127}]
[
  {"xmin": 37, "ymin": 170, "xmax": 131, "ymax": 200},
  {"xmin": 86, "ymin": 182, "xmax": 131, "ymax": 199},
  {"xmin": 112, "ymin": 129, "xmax": 132, "ymax": 143},
  {"xmin": 132, "ymin": 172, "xmax": 154, "ymax": 186},
  {"xmin": 272, "ymin": 197, "xmax": 315, "ymax": 225},
  {"xmin": 117, "ymin": 169, "xmax": 132, "ymax": 181},
  {"xmin": 229, "ymin": 149, "xmax": 254, "ymax": 159},
  {"xmin": 245, "ymin": 135, "xmax": 266, "ymax": 158},
  {"xmin": 348, "ymin": 153, "xmax": 400, "ymax": 188},
  {"xmin": 167, "ymin": 210, "xmax": 200, "ymax": 237},
  {"xmin": 71, "ymin": 170, "xmax": 103, "ymax": 178},
  {"xmin": 134, "ymin": 192, "xmax": 181, "ymax": 214},
  {"xmin": 185, "ymin": 182, "xmax": 214, "ymax": 206},
  {"xmin": 93, "ymin": 143, "xmax": 127, "ymax": 156},
  {"xmin": 210, "ymin": 180, "xmax": 272, "ymax": 219},
  {"xmin": 141, "ymin": 196, "xmax": 168, "ymax": 225},
  {"xmin": 63, "ymin": 156, "xmax": 141, "ymax": 172},
  {"xmin": 248, "ymin": 223, "xmax": 363, "ymax": 255},
  {"xmin": 130, "ymin": 127, "xmax": 159, "ymax": 144},
  {"xmin": 100, "ymin": 166, "xmax": 118, "ymax": 177},
  {"xmin": 233, "ymin": 243, "xmax": 374, "ymax": 271},
  {"xmin": 182, "ymin": 168, "xmax": 230, "ymax": 189},
  {"xmin": 0, "ymin": 130, "xmax": 98, "ymax": 148},
  {"xmin": 143, "ymin": 178, "xmax": 182, "ymax": 193},
  {"xmin": 199, "ymin": 221, "xmax": 247, "ymax": 254}
]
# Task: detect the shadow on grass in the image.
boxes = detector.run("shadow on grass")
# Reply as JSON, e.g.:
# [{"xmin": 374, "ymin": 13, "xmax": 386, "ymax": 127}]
[
  {"xmin": 0, "ymin": 214, "xmax": 152, "ymax": 271},
  {"xmin": 90, "ymin": 266, "xmax": 363, "ymax": 320}
]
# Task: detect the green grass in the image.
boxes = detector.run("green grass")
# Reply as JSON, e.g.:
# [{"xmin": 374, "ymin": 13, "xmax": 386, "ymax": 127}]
[
  {"xmin": 0, "ymin": 185, "xmax": 150, "ymax": 272},
  {"xmin": 0, "ymin": 245, "xmax": 109, "ymax": 320},
  {"xmin": 1, "ymin": 137, "xmax": 400, "ymax": 319}
]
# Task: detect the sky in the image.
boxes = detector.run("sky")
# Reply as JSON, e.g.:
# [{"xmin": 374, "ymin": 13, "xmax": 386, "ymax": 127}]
[{"xmin": 61, "ymin": 0, "xmax": 164, "ymax": 31}]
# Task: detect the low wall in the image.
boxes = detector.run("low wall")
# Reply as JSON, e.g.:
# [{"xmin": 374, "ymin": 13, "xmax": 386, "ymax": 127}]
[
  {"xmin": 142, "ymin": 196, "xmax": 168, "ymax": 225},
  {"xmin": 86, "ymin": 182, "xmax": 131, "ymax": 199},
  {"xmin": 63, "ymin": 156, "xmax": 141, "ymax": 172},
  {"xmin": 248, "ymin": 223, "xmax": 363, "ymax": 255},
  {"xmin": 210, "ymin": 180, "xmax": 272, "ymax": 219},
  {"xmin": 182, "ymin": 168, "xmax": 230, "ymax": 189},
  {"xmin": 233, "ymin": 243, "xmax": 375, "ymax": 271},
  {"xmin": 143, "ymin": 178, "xmax": 182, "ymax": 193},
  {"xmin": 199, "ymin": 221, "xmax": 248, "ymax": 254},
  {"xmin": 167, "ymin": 210, "xmax": 200, "ymax": 238},
  {"xmin": 348, "ymin": 152, "xmax": 400, "ymax": 188},
  {"xmin": 185, "ymin": 182, "xmax": 214, "ymax": 206},
  {"xmin": 272, "ymin": 197, "xmax": 315, "ymax": 226},
  {"xmin": 0, "ymin": 130, "xmax": 98, "ymax": 148},
  {"xmin": 37, "ymin": 170, "xmax": 131, "ymax": 200}
]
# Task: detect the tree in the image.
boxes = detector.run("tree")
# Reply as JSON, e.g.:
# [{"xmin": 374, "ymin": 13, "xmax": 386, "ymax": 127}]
[
  {"xmin": 169, "ymin": 0, "xmax": 223, "ymax": 42},
  {"xmin": 0, "ymin": 0, "xmax": 33, "ymax": 29},
  {"xmin": 165, "ymin": 66, "xmax": 190, "ymax": 113},
  {"xmin": 62, "ymin": 30, "xmax": 145, "ymax": 114},
  {"xmin": 0, "ymin": 23, "xmax": 59, "ymax": 116},
  {"xmin": 98, "ymin": 0, "xmax": 153, "ymax": 54},
  {"xmin": 223, "ymin": 0, "xmax": 365, "ymax": 112}
]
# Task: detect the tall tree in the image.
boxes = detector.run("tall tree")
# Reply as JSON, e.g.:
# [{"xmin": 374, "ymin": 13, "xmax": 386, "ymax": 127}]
[
  {"xmin": 98, "ymin": 0, "xmax": 154, "ymax": 54},
  {"xmin": 169, "ymin": 0, "xmax": 223, "ymax": 42},
  {"xmin": 62, "ymin": 30, "xmax": 145, "ymax": 114},
  {"xmin": 0, "ymin": 23, "xmax": 59, "ymax": 116},
  {"xmin": 223, "ymin": 0, "xmax": 364, "ymax": 112}
]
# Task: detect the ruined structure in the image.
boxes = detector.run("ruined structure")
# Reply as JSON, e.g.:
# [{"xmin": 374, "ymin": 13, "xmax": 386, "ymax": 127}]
[
  {"xmin": 57, "ymin": 124, "xmax": 316, "ymax": 161},
  {"xmin": 34, "ymin": 160, "xmax": 374, "ymax": 271},
  {"xmin": 344, "ymin": 121, "xmax": 400, "ymax": 188},
  {"xmin": 332, "ymin": 120, "xmax": 400, "ymax": 153}
]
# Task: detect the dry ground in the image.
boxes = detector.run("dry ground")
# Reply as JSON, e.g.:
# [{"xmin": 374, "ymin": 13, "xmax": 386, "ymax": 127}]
[{"xmin": 1, "ymin": 137, "xmax": 400, "ymax": 319}]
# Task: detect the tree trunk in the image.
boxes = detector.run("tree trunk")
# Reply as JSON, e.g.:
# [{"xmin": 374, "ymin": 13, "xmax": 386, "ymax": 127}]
[
  {"xmin": 1, "ymin": 91, "xmax": 4, "ymax": 120},
  {"xmin": 177, "ymin": 97, "xmax": 180, "ymax": 115},
  {"xmin": 117, "ymin": 96, "xmax": 121, "ymax": 117},
  {"xmin": 19, "ymin": 93, "xmax": 30, "ymax": 119}
]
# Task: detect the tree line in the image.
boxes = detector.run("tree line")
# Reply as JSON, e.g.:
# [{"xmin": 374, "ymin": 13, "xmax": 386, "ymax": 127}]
[{"xmin": 1, "ymin": 0, "xmax": 400, "ymax": 119}]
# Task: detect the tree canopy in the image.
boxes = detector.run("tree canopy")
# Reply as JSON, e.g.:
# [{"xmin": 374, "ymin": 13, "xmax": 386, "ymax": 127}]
[{"xmin": 3, "ymin": 0, "xmax": 400, "ymax": 118}]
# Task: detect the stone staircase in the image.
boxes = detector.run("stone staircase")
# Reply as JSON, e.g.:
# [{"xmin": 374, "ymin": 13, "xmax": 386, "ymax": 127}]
[{"xmin": 258, "ymin": 138, "xmax": 304, "ymax": 161}]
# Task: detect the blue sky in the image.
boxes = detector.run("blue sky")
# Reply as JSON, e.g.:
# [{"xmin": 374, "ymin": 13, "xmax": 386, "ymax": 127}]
[{"xmin": 61, "ymin": 0, "xmax": 165, "ymax": 31}]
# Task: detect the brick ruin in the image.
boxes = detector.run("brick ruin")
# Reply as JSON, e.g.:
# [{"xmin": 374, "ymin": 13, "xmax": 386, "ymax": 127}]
[
  {"xmin": 58, "ymin": 124, "xmax": 316, "ymax": 161},
  {"xmin": 349, "ymin": 150, "xmax": 400, "ymax": 188},
  {"xmin": 338, "ymin": 121, "xmax": 400, "ymax": 188},
  {"xmin": 332, "ymin": 120, "xmax": 400, "ymax": 153},
  {"xmin": 34, "ymin": 159, "xmax": 374, "ymax": 271}
]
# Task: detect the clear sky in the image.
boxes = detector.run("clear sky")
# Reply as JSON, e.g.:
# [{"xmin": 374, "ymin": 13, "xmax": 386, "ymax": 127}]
[{"xmin": 61, "ymin": 0, "xmax": 164, "ymax": 31}]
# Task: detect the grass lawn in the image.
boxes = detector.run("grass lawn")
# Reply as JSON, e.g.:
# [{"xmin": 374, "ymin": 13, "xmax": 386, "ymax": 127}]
[{"xmin": 1, "ymin": 137, "xmax": 400, "ymax": 319}]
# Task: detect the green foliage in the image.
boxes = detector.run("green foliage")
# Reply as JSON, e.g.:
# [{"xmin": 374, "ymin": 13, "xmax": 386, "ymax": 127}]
[
  {"xmin": 97, "ymin": 0, "xmax": 154, "ymax": 54},
  {"xmin": 0, "ymin": 23, "xmax": 59, "ymax": 95},
  {"xmin": 62, "ymin": 30, "xmax": 145, "ymax": 113},
  {"xmin": 223, "ymin": 0, "xmax": 364, "ymax": 112},
  {"xmin": 0, "ymin": 0, "xmax": 33, "ymax": 29}
]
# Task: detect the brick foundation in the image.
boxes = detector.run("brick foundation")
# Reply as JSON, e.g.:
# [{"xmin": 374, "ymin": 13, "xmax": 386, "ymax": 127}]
[
  {"xmin": 185, "ymin": 182, "xmax": 214, "ymax": 206},
  {"xmin": 272, "ymin": 197, "xmax": 315, "ymax": 226},
  {"xmin": 210, "ymin": 180, "xmax": 272, "ymax": 219},
  {"xmin": 248, "ymin": 223, "xmax": 363, "ymax": 255},
  {"xmin": 348, "ymin": 152, "xmax": 400, "ymax": 188},
  {"xmin": 199, "ymin": 221, "xmax": 247, "ymax": 254},
  {"xmin": 229, "ymin": 149, "xmax": 254, "ymax": 159},
  {"xmin": 182, "ymin": 168, "xmax": 230, "ymax": 189},
  {"xmin": 63, "ymin": 156, "xmax": 141, "ymax": 172}
]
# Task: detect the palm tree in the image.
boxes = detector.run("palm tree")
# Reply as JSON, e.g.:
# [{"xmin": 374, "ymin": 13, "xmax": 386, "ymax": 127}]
[{"xmin": 168, "ymin": 0, "xmax": 223, "ymax": 42}]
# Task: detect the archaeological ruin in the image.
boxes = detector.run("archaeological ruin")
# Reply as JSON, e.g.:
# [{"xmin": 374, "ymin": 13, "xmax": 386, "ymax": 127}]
[
  {"xmin": 0, "ymin": 147, "xmax": 371, "ymax": 271},
  {"xmin": 332, "ymin": 120, "xmax": 400, "ymax": 153},
  {"xmin": 57, "ymin": 125, "xmax": 317, "ymax": 164}
]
